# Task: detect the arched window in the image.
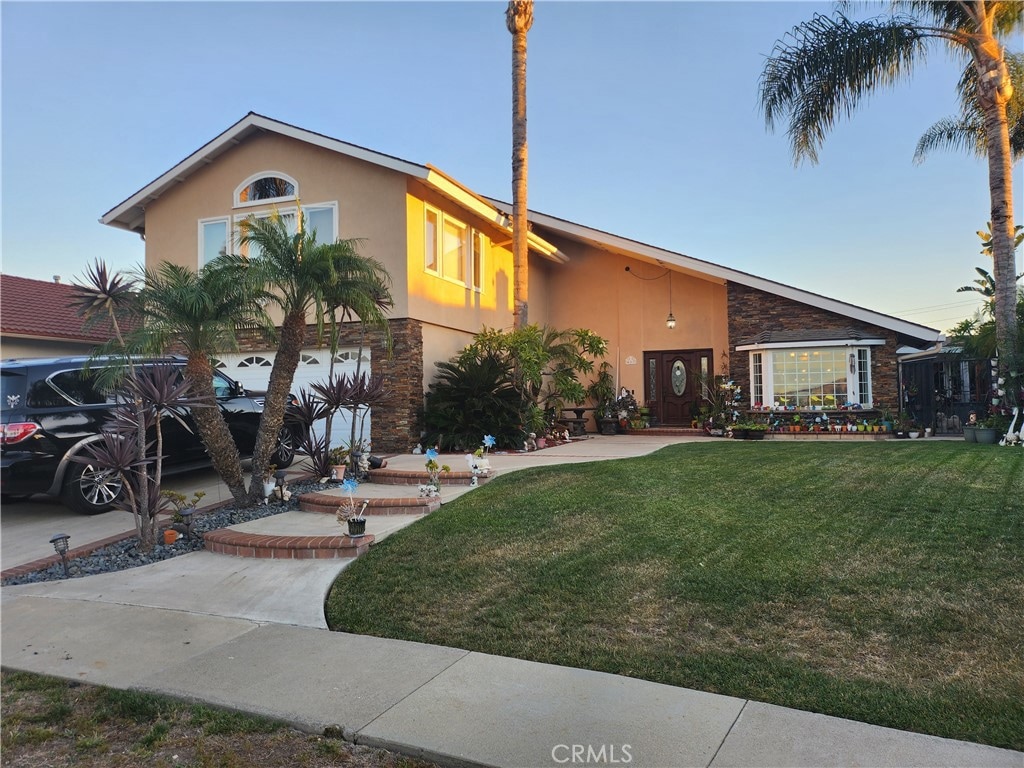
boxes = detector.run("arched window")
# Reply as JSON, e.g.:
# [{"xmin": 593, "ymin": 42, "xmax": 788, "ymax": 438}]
[
  {"xmin": 234, "ymin": 172, "xmax": 298, "ymax": 207},
  {"xmin": 238, "ymin": 356, "xmax": 273, "ymax": 368}
]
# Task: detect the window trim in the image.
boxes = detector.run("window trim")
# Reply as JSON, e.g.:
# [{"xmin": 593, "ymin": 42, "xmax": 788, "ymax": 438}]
[
  {"xmin": 745, "ymin": 344, "xmax": 877, "ymax": 408},
  {"xmin": 233, "ymin": 171, "xmax": 299, "ymax": 209},
  {"xmin": 232, "ymin": 201, "xmax": 338, "ymax": 257},
  {"xmin": 198, "ymin": 216, "xmax": 230, "ymax": 267},
  {"xmin": 424, "ymin": 203, "xmax": 487, "ymax": 291}
]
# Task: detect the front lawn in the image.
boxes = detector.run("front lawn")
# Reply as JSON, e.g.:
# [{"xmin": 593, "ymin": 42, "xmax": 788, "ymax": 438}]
[{"xmin": 325, "ymin": 442, "xmax": 1024, "ymax": 750}]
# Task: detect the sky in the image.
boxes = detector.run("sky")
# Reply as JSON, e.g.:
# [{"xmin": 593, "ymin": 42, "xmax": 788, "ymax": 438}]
[{"xmin": 2, "ymin": 0, "xmax": 1021, "ymax": 335}]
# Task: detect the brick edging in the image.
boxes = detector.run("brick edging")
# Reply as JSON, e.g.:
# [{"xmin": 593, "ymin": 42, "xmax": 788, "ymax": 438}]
[{"xmin": 202, "ymin": 529, "xmax": 374, "ymax": 559}]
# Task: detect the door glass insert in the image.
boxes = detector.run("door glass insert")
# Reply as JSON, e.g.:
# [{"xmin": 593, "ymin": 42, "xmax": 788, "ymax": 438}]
[{"xmin": 671, "ymin": 360, "xmax": 687, "ymax": 396}]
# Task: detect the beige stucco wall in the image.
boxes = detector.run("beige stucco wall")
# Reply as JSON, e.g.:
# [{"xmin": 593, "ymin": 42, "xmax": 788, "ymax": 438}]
[
  {"xmin": 144, "ymin": 132, "xmax": 411, "ymax": 319},
  {"xmin": 537, "ymin": 234, "xmax": 729, "ymax": 395},
  {"xmin": 1, "ymin": 337, "xmax": 97, "ymax": 359},
  {"xmin": 420, "ymin": 324, "xmax": 477, "ymax": 393}
]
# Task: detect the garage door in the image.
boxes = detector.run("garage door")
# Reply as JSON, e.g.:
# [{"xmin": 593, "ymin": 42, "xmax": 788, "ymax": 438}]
[{"xmin": 215, "ymin": 347, "xmax": 371, "ymax": 451}]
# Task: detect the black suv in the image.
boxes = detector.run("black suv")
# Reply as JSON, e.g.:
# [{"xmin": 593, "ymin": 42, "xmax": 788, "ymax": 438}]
[{"xmin": 1, "ymin": 356, "xmax": 297, "ymax": 514}]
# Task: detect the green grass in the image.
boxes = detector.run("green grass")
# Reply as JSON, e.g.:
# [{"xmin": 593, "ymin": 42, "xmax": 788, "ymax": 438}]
[
  {"xmin": 1, "ymin": 669, "xmax": 438, "ymax": 767},
  {"xmin": 325, "ymin": 442, "xmax": 1024, "ymax": 750}
]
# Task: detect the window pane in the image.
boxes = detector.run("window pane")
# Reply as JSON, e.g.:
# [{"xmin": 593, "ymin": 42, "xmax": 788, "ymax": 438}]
[
  {"xmin": 472, "ymin": 231, "xmax": 484, "ymax": 290},
  {"xmin": 770, "ymin": 347, "xmax": 852, "ymax": 408},
  {"xmin": 442, "ymin": 218, "xmax": 466, "ymax": 282},
  {"xmin": 425, "ymin": 210, "xmax": 438, "ymax": 272},
  {"xmin": 201, "ymin": 220, "xmax": 228, "ymax": 266},
  {"xmin": 306, "ymin": 206, "xmax": 335, "ymax": 244},
  {"xmin": 239, "ymin": 176, "xmax": 295, "ymax": 202}
]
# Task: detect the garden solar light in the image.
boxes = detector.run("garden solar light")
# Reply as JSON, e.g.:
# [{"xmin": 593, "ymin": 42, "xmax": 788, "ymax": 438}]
[
  {"xmin": 49, "ymin": 532, "xmax": 70, "ymax": 578},
  {"xmin": 179, "ymin": 507, "xmax": 194, "ymax": 540},
  {"xmin": 274, "ymin": 468, "xmax": 287, "ymax": 486}
]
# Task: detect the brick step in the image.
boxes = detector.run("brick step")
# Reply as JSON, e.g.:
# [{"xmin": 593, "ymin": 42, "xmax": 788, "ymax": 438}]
[
  {"xmin": 366, "ymin": 468, "xmax": 493, "ymax": 486},
  {"xmin": 297, "ymin": 492, "xmax": 441, "ymax": 515},
  {"xmin": 203, "ymin": 528, "xmax": 374, "ymax": 559}
]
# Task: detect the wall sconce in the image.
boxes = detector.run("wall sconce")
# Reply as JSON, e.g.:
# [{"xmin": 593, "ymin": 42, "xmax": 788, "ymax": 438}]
[{"xmin": 49, "ymin": 532, "xmax": 70, "ymax": 578}]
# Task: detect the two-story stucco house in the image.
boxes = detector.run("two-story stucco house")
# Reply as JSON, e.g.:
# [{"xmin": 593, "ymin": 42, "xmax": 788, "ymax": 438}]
[{"xmin": 101, "ymin": 113, "xmax": 941, "ymax": 452}]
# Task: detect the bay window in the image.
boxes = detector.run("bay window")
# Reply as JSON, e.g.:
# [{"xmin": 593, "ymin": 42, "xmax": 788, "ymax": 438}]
[{"xmin": 741, "ymin": 343, "xmax": 879, "ymax": 409}]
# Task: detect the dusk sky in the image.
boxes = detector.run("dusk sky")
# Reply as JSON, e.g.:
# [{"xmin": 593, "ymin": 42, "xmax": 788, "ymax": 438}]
[{"xmin": 2, "ymin": 1, "xmax": 1021, "ymax": 334}]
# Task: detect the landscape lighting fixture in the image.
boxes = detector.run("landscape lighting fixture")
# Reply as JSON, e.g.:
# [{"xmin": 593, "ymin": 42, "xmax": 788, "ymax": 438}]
[
  {"xmin": 179, "ymin": 508, "xmax": 194, "ymax": 540},
  {"xmin": 49, "ymin": 532, "xmax": 70, "ymax": 578}
]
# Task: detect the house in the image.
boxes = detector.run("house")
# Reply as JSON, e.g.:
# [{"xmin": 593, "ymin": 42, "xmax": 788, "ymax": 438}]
[
  {"xmin": 101, "ymin": 113, "xmax": 942, "ymax": 452},
  {"xmin": 0, "ymin": 274, "xmax": 114, "ymax": 358}
]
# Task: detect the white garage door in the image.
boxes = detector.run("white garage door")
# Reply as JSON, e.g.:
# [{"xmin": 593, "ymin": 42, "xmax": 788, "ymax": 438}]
[{"xmin": 215, "ymin": 347, "xmax": 371, "ymax": 451}]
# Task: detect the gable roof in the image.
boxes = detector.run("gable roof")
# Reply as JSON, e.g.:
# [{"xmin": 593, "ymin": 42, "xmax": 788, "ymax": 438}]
[
  {"xmin": 1, "ymin": 274, "xmax": 113, "ymax": 344},
  {"xmin": 100, "ymin": 112, "xmax": 566, "ymax": 263},
  {"xmin": 500, "ymin": 203, "xmax": 942, "ymax": 345}
]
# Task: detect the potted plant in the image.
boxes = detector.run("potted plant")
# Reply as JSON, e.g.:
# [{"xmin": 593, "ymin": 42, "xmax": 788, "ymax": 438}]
[
  {"xmin": 976, "ymin": 414, "xmax": 1006, "ymax": 445},
  {"xmin": 327, "ymin": 446, "xmax": 350, "ymax": 481},
  {"xmin": 335, "ymin": 478, "xmax": 369, "ymax": 537},
  {"xmin": 588, "ymin": 362, "xmax": 619, "ymax": 436},
  {"xmin": 747, "ymin": 422, "xmax": 768, "ymax": 440}
]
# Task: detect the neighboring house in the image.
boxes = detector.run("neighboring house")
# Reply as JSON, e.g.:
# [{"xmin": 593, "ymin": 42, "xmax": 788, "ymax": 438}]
[
  {"xmin": 0, "ymin": 274, "xmax": 110, "ymax": 359},
  {"xmin": 101, "ymin": 113, "xmax": 941, "ymax": 452}
]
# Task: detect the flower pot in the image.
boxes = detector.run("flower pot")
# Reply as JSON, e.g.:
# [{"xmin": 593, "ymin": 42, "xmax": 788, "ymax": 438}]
[
  {"xmin": 347, "ymin": 518, "xmax": 367, "ymax": 537},
  {"xmin": 908, "ymin": 431, "xmax": 920, "ymax": 439},
  {"xmin": 976, "ymin": 427, "xmax": 999, "ymax": 444},
  {"xmin": 163, "ymin": 529, "xmax": 179, "ymax": 545},
  {"xmin": 731, "ymin": 428, "xmax": 748, "ymax": 440},
  {"xmin": 963, "ymin": 426, "xmax": 977, "ymax": 443},
  {"xmin": 748, "ymin": 430, "xmax": 765, "ymax": 440}
]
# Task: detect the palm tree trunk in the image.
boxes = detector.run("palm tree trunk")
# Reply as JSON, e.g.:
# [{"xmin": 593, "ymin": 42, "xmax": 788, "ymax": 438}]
[
  {"xmin": 507, "ymin": 0, "xmax": 533, "ymax": 330},
  {"xmin": 247, "ymin": 310, "xmax": 305, "ymax": 503},
  {"xmin": 183, "ymin": 356, "xmax": 248, "ymax": 504},
  {"xmin": 975, "ymin": 36, "xmax": 1019, "ymax": 397}
]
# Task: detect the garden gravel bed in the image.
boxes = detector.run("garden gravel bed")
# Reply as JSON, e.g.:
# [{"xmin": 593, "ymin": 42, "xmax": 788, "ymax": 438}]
[{"xmin": 2, "ymin": 480, "xmax": 330, "ymax": 587}]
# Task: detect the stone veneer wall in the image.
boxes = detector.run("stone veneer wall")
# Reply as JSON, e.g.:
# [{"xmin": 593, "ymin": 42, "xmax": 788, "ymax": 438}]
[
  {"xmin": 726, "ymin": 282, "xmax": 900, "ymax": 413},
  {"xmin": 233, "ymin": 317, "xmax": 424, "ymax": 454}
]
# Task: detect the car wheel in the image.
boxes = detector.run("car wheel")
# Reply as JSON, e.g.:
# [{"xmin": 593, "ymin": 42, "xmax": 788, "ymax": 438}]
[
  {"xmin": 270, "ymin": 425, "xmax": 296, "ymax": 468},
  {"xmin": 61, "ymin": 460, "xmax": 123, "ymax": 515}
]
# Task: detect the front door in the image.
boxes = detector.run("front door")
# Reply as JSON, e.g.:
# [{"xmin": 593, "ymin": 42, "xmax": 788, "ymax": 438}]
[{"xmin": 643, "ymin": 349, "xmax": 713, "ymax": 426}]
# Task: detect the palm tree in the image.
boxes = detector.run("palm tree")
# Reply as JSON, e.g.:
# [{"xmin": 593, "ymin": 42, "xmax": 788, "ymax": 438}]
[
  {"xmin": 136, "ymin": 258, "xmax": 268, "ymax": 504},
  {"xmin": 759, "ymin": 2, "xmax": 1022, "ymax": 393},
  {"xmin": 238, "ymin": 209, "xmax": 392, "ymax": 503},
  {"xmin": 506, "ymin": 0, "xmax": 534, "ymax": 330},
  {"xmin": 915, "ymin": 52, "xmax": 1024, "ymax": 163}
]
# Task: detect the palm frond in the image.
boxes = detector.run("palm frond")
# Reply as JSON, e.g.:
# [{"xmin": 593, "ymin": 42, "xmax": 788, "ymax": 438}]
[{"xmin": 759, "ymin": 13, "xmax": 927, "ymax": 164}]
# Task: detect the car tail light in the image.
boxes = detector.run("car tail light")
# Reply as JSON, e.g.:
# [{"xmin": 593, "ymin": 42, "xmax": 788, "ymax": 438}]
[{"xmin": 2, "ymin": 422, "xmax": 40, "ymax": 445}]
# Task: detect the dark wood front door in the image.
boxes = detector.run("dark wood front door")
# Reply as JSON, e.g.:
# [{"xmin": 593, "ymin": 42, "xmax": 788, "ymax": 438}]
[{"xmin": 643, "ymin": 349, "xmax": 713, "ymax": 426}]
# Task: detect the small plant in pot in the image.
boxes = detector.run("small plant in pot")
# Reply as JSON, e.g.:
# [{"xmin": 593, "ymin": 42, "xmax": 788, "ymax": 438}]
[
  {"xmin": 587, "ymin": 362, "xmax": 619, "ymax": 436},
  {"xmin": 335, "ymin": 478, "xmax": 369, "ymax": 537}
]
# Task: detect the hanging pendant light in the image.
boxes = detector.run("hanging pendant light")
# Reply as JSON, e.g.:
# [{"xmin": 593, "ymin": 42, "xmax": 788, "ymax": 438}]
[{"xmin": 666, "ymin": 271, "xmax": 676, "ymax": 329}]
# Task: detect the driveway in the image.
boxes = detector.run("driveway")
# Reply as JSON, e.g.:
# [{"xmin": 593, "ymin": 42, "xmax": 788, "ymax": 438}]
[{"xmin": 1, "ymin": 467, "xmax": 241, "ymax": 571}]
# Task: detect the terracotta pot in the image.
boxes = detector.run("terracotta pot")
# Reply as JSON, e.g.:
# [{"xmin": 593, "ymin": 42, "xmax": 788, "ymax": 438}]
[{"xmin": 163, "ymin": 529, "xmax": 178, "ymax": 545}]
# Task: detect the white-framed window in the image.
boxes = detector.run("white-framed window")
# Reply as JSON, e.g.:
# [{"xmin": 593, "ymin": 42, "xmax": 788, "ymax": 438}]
[
  {"xmin": 741, "ymin": 344, "xmax": 878, "ymax": 408},
  {"xmin": 199, "ymin": 217, "xmax": 229, "ymax": 267},
  {"xmin": 424, "ymin": 204, "xmax": 487, "ymax": 290},
  {"xmin": 472, "ymin": 230, "xmax": 485, "ymax": 291},
  {"xmin": 233, "ymin": 202, "xmax": 338, "ymax": 258},
  {"xmin": 234, "ymin": 172, "xmax": 299, "ymax": 208}
]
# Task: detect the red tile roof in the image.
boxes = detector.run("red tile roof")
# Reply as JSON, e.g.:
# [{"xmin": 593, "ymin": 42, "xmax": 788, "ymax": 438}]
[{"xmin": 1, "ymin": 274, "xmax": 117, "ymax": 343}]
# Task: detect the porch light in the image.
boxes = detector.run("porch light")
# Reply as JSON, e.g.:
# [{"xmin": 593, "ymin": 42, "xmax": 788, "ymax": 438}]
[{"xmin": 49, "ymin": 532, "xmax": 70, "ymax": 578}]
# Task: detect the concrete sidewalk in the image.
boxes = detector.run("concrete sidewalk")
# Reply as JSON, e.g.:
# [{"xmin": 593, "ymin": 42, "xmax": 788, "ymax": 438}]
[{"xmin": 3, "ymin": 435, "xmax": 1022, "ymax": 767}]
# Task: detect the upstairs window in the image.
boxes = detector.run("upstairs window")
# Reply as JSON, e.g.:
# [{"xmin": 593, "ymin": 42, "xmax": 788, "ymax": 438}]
[
  {"xmin": 424, "ymin": 204, "xmax": 487, "ymax": 291},
  {"xmin": 234, "ymin": 172, "xmax": 298, "ymax": 207}
]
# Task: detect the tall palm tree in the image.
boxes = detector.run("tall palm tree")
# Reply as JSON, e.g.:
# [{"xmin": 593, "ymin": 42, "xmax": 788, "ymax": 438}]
[
  {"xmin": 914, "ymin": 52, "xmax": 1024, "ymax": 163},
  {"xmin": 238, "ymin": 209, "xmax": 392, "ymax": 503},
  {"xmin": 759, "ymin": 2, "xmax": 1022, "ymax": 391},
  {"xmin": 506, "ymin": 0, "xmax": 534, "ymax": 330},
  {"xmin": 137, "ymin": 257, "xmax": 268, "ymax": 504}
]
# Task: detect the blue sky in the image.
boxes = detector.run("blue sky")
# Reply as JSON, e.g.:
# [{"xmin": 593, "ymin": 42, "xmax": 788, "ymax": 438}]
[{"xmin": 2, "ymin": 1, "xmax": 1020, "ymax": 334}]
